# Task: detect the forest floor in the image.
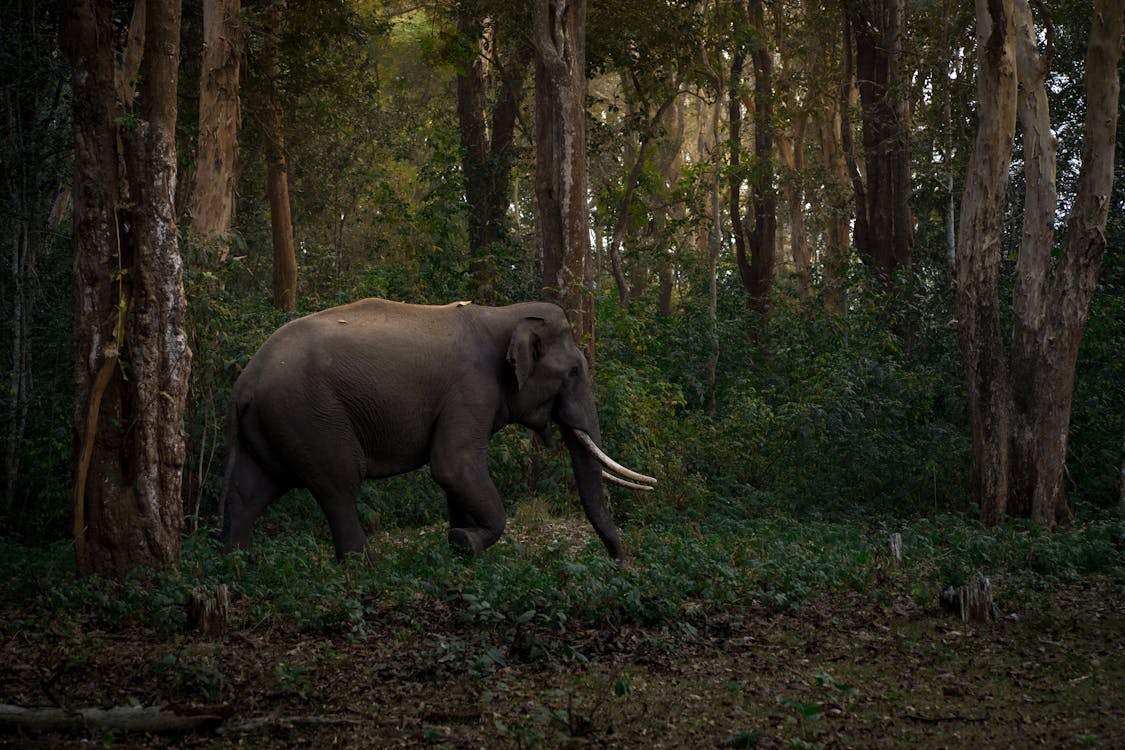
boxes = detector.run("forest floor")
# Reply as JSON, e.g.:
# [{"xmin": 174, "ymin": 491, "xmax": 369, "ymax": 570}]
[{"xmin": 1, "ymin": 517, "xmax": 1123, "ymax": 749}]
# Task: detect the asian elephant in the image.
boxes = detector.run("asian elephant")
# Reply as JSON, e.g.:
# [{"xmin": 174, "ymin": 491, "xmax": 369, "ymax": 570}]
[{"xmin": 218, "ymin": 298, "xmax": 655, "ymax": 561}]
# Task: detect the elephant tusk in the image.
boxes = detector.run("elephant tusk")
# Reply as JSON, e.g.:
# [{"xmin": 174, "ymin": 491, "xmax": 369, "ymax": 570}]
[
  {"xmin": 602, "ymin": 470, "xmax": 655, "ymax": 491},
  {"xmin": 574, "ymin": 430, "xmax": 657, "ymax": 486}
]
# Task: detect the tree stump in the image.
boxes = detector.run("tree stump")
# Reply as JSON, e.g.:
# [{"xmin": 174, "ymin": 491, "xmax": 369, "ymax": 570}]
[
  {"xmin": 940, "ymin": 575, "xmax": 998, "ymax": 623},
  {"xmin": 187, "ymin": 584, "xmax": 230, "ymax": 636},
  {"xmin": 887, "ymin": 533, "xmax": 903, "ymax": 563}
]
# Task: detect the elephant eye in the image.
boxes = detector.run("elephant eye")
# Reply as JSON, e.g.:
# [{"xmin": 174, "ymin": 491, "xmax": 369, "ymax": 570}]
[{"xmin": 569, "ymin": 366, "xmax": 580, "ymax": 378}]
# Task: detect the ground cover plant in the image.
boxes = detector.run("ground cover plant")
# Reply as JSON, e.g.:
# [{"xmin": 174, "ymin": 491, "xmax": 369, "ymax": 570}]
[{"xmin": 2, "ymin": 505, "xmax": 1122, "ymax": 748}]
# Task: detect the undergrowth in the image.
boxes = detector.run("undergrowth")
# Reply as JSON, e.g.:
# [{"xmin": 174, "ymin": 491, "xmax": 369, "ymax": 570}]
[{"xmin": 2, "ymin": 512, "xmax": 1121, "ymax": 656}]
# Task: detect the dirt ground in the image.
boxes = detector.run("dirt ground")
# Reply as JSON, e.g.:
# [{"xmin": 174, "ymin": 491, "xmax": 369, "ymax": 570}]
[{"xmin": 2, "ymin": 572, "xmax": 1122, "ymax": 749}]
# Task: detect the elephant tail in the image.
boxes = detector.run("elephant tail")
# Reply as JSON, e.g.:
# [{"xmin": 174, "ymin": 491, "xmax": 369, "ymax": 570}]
[{"xmin": 216, "ymin": 397, "xmax": 243, "ymax": 539}]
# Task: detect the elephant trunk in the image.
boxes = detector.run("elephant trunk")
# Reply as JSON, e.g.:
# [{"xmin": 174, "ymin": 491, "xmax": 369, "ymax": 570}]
[
  {"xmin": 561, "ymin": 425, "xmax": 626, "ymax": 560},
  {"xmin": 560, "ymin": 426, "xmax": 657, "ymax": 560}
]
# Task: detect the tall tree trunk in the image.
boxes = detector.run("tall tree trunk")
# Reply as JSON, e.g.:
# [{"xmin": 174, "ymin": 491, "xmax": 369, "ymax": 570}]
[
  {"xmin": 846, "ymin": 0, "xmax": 912, "ymax": 279},
  {"xmin": 706, "ymin": 93, "xmax": 722, "ymax": 410},
  {"xmin": 188, "ymin": 0, "xmax": 241, "ymax": 252},
  {"xmin": 265, "ymin": 0, "xmax": 296, "ymax": 312},
  {"xmin": 62, "ymin": 0, "xmax": 192, "ymax": 577},
  {"xmin": 840, "ymin": 15, "xmax": 869, "ymax": 263},
  {"xmin": 816, "ymin": 108, "xmax": 851, "ymax": 314},
  {"xmin": 955, "ymin": 0, "xmax": 1121, "ymax": 526},
  {"xmin": 651, "ymin": 94, "xmax": 686, "ymax": 315},
  {"xmin": 456, "ymin": 6, "xmax": 530, "ymax": 302},
  {"xmin": 777, "ymin": 116, "xmax": 810, "ymax": 303},
  {"xmin": 743, "ymin": 0, "xmax": 776, "ymax": 314},
  {"xmin": 532, "ymin": 0, "xmax": 594, "ymax": 364},
  {"xmin": 727, "ymin": 24, "xmax": 749, "ymax": 307},
  {"xmin": 955, "ymin": 0, "xmax": 1017, "ymax": 525},
  {"xmin": 1006, "ymin": 0, "xmax": 1123, "ymax": 524},
  {"xmin": 728, "ymin": 0, "xmax": 777, "ymax": 314}
]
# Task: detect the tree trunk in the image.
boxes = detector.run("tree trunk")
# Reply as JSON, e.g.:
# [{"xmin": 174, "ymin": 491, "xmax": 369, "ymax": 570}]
[
  {"xmin": 839, "ymin": 15, "xmax": 868, "ymax": 263},
  {"xmin": 62, "ymin": 0, "xmax": 192, "ymax": 577},
  {"xmin": 954, "ymin": 0, "xmax": 1018, "ymax": 525},
  {"xmin": 847, "ymin": 0, "xmax": 912, "ymax": 279},
  {"xmin": 456, "ymin": 6, "xmax": 531, "ymax": 302},
  {"xmin": 955, "ymin": 0, "xmax": 1121, "ymax": 526},
  {"xmin": 816, "ymin": 109, "xmax": 851, "ymax": 314},
  {"xmin": 1006, "ymin": 0, "xmax": 1123, "ymax": 524},
  {"xmin": 727, "ymin": 25, "xmax": 749, "ymax": 307},
  {"xmin": 188, "ymin": 0, "xmax": 242, "ymax": 251},
  {"xmin": 777, "ymin": 116, "xmax": 810, "ymax": 303},
  {"xmin": 532, "ymin": 0, "xmax": 594, "ymax": 364},
  {"xmin": 265, "ymin": 0, "xmax": 296, "ymax": 313},
  {"xmin": 4, "ymin": 205, "xmax": 32, "ymax": 515},
  {"xmin": 743, "ymin": 0, "xmax": 776, "ymax": 314},
  {"xmin": 698, "ymin": 76, "xmax": 723, "ymax": 410}
]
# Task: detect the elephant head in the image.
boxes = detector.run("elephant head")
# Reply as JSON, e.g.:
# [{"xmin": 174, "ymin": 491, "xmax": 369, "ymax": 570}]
[{"xmin": 505, "ymin": 311, "xmax": 655, "ymax": 559}]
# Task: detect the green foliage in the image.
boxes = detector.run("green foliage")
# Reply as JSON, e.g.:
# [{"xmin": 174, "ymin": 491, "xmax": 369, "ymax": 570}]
[{"xmin": 2, "ymin": 515, "xmax": 1120, "ymax": 654}]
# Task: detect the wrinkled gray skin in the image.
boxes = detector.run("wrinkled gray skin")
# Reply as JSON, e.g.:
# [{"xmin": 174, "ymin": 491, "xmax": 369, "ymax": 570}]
[{"xmin": 219, "ymin": 299, "xmax": 624, "ymax": 560}]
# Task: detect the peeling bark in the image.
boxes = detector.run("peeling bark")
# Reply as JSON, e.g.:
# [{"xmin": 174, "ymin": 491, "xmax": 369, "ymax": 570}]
[
  {"xmin": 954, "ymin": 0, "xmax": 1018, "ymax": 525},
  {"xmin": 533, "ymin": 0, "xmax": 594, "ymax": 364},
  {"xmin": 62, "ymin": 0, "xmax": 192, "ymax": 577},
  {"xmin": 265, "ymin": 0, "xmax": 296, "ymax": 312},
  {"xmin": 956, "ymin": 0, "xmax": 1122, "ymax": 526},
  {"xmin": 188, "ymin": 0, "xmax": 242, "ymax": 248}
]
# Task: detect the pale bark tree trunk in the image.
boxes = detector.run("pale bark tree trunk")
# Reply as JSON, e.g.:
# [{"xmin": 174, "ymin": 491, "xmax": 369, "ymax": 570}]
[
  {"xmin": 188, "ymin": 0, "xmax": 241, "ymax": 251},
  {"xmin": 955, "ymin": 0, "xmax": 1018, "ymax": 525},
  {"xmin": 532, "ymin": 0, "xmax": 594, "ymax": 363},
  {"xmin": 706, "ymin": 92, "xmax": 722, "ymax": 410},
  {"xmin": 775, "ymin": 9, "xmax": 811, "ymax": 304},
  {"xmin": 727, "ymin": 26, "xmax": 749, "ymax": 306},
  {"xmin": 693, "ymin": 58, "xmax": 723, "ymax": 410},
  {"xmin": 777, "ymin": 116, "xmax": 811, "ymax": 303},
  {"xmin": 62, "ymin": 0, "xmax": 192, "ymax": 577},
  {"xmin": 651, "ymin": 95, "xmax": 686, "ymax": 315},
  {"xmin": 956, "ymin": 0, "xmax": 1122, "ymax": 526},
  {"xmin": 816, "ymin": 108, "xmax": 851, "ymax": 314},
  {"xmin": 1006, "ymin": 0, "xmax": 1123, "ymax": 524},
  {"xmin": 606, "ymin": 87, "xmax": 679, "ymax": 307},
  {"xmin": 265, "ymin": 0, "xmax": 296, "ymax": 312}
]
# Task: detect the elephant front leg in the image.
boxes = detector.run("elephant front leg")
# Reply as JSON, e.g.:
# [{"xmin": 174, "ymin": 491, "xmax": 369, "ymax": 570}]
[
  {"xmin": 316, "ymin": 493, "xmax": 368, "ymax": 562},
  {"xmin": 431, "ymin": 448, "xmax": 507, "ymax": 555}
]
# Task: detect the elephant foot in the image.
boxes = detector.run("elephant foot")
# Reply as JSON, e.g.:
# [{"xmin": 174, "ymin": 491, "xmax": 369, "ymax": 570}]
[{"xmin": 448, "ymin": 528, "xmax": 484, "ymax": 556}]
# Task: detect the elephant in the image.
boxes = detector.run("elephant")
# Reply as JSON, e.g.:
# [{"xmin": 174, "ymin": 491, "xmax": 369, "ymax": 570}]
[{"xmin": 218, "ymin": 298, "xmax": 656, "ymax": 561}]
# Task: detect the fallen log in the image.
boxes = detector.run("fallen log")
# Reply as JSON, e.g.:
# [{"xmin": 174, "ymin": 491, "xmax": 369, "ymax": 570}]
[{"xmin": 0, "ymin": 704, "xmax": 228, "ymax": 735}]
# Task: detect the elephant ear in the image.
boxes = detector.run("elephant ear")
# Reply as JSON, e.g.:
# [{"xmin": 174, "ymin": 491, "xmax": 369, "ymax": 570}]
[{"xmin": 506, "ymin": 317, "xmax": 545, "ymax": 390}]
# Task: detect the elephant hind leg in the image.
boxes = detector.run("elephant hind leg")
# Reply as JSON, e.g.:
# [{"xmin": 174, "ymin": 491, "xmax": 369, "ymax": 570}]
[
  {"xmin": 220, "ymin": 442, "xmax": 286, "ymax": 552},
  {"xmin": 308, "ymin": 479, "xmax": 367, "ymax": 562}
]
